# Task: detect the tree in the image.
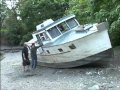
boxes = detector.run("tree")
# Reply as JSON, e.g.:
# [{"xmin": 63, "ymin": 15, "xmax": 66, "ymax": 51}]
[
  {"xmin": 90, "ymin": 0, "xmax": 120, "ymax": 46},
  {"xmin": 66, "ymin": 0, "xmax": 120, "ymax": 46},
  {"xmin": 1, "ymin": 0, "xmax": 24, "ymax": 45},
  {"xmin": 0, "ymin": 0, "xmax": 8, "ymax": 28},
  {"xmin": 2, "ymin": 0, "xmax": 120, "ymax": 46},
  {"xmin": 65, "ymin": 0, "xmax": 92, "ymax": 24},
  {"xmin": 17, "ymin": 0, "xmax": 69, "ymax": 45}
]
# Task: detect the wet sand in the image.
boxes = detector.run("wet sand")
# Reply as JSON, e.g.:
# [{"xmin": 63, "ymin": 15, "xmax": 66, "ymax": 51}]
[{"xmin": 1, "ymin": 47, "xmax": 120, "ymax": 90}]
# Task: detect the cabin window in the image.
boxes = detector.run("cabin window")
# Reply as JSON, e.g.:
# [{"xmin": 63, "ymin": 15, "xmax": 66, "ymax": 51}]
[
  {"xmin": 36, "ymin": 34, "xmax": 43, "ymax": 46},
  {"xmin": 40, "ymin": 33, "xmax": 43, "ymax": 36},
  {"xmin": 69, "ymin": 44, "xmax": 76, "ymax": 49},
  {"xmin": 58, "ymin": 48, "xmax": 63, "ymax": 52},
  {"xmin": 43, "ymin": 32, "xmax": 50, "ymax": 40},
  {"xmin": 48, "ymin": 27, "xmax": 61, "ymax": 38},
  {"xmin": 41, "ymin": 37, "xmax": 45, "ymax": 41},
  {"xmin": 66, "ymin": 18, "xmax": 78, "ymax": 29},
  {"xmin": 57, "ymin": 22, "xmax": 70, "ymax": 33},
  {"xmin": 39, "ymin": 32, "xmax": 50, "ymax": 41},
  {"xmin": 40, "ymin": 33, "xmax": 45, "ymax": 41}
]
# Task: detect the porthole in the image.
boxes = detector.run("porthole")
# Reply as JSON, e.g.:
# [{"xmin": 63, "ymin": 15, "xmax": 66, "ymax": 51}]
[
  {"xmin": 46, "ymin": 50, "xmax": 50, "ymax": 54},
  {"xmin": 58, "ymin": 48, "xmax": 63, "ymax": 52},
  {"xmin": 69, "ymin": 44, "xmax": 76, "ymax": 49}
]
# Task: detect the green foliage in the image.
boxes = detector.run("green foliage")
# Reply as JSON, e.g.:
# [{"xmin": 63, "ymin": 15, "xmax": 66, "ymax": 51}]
[
  {"xmin": 20, "ymin": 33, "xmax": 32, "ymax": 45},
  {"xmin": 17, "ymin": 0, "xmax": 69, "ymax": 45},
  {"xmin": 1, "ymin": 0, "xmax": 69, "ymax": 46},
  {"xmin": 65, "ymin": 0, "xmax": 91, "ymax": 24},
  {"xmin": 18, "ymin": 0, "xmax": 69, "ymax": 31},
  {"xmin": 0, "ymin": 0, "xmax": 8, "ymax": 28},
  {"xmin": 94, "ymin": 9, "xmax": 109, "ymax": 22},
  {"xmin": 109, "ymin": 20, "xmax": 120, "ymax": 47},
  {"xmin": 1, "ymin": 0, "xmax": 120, "ymax": 46},
  {"xmin": 66, "ymin": 0, "xmax": 120, "ymax": 46},
  {"xmin": 3, "ymin": 9, "xmax": 22, "ymax": 45}
]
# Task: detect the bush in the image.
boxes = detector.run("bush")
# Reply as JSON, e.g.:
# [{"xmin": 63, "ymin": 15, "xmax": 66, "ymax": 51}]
[
  {"xmin": 20, "ymin": 33, "xmax": 32, "ymax": 45},
  {"xmin": 109, "ymin": 20, "xmax": 120, "ymax": 47}
]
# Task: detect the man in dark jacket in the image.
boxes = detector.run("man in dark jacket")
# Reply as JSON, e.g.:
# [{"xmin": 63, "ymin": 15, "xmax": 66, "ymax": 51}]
[{"xmin": 22, "ymin": 44, "xmax": 30, "ymax": 72}]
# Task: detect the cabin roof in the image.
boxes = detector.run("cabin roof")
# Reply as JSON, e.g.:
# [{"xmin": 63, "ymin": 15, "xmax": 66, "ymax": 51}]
[{"xmin": 33, "ymin": 14, "xmax": 75, "ymax": 34}]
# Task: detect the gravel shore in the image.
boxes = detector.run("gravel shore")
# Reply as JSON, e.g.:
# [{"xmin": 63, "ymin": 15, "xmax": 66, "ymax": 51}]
[{"xmin": 1, "ymin": 47, "xmax": 120, "ymax": 90}]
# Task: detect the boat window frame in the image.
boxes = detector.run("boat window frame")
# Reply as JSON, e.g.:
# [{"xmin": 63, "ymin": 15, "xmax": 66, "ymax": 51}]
[
  {"xmin": 39, "ymin": 31, "xmax": 50, "ymax": 42},
  {"xmin": 47, "ymin": 26, "xmax": 62, "ymax": 39},
  {"xmin": 36, "ymin": 34, "xmax": 43, "ymax": 46},
  {"xmin": 66, "ymin": 18, "xmax": 79, "ymax": 29},
  {"xmin": 57, "ymin": 22, "xmax": 70, "ymax": 33}
]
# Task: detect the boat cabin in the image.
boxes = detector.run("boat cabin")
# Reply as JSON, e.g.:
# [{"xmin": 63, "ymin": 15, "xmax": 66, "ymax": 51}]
[{"xmin": 33, "ymin": 14, "xmax": 80, "ymax": 46}]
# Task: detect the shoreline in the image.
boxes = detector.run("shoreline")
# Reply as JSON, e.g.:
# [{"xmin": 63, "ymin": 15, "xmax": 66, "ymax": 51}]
[{"xmin": 1, "ymin": 46, "xmax": 120, "ymax": 90}]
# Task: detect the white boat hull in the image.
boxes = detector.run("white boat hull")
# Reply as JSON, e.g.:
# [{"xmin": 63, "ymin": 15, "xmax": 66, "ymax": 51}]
[
  {"xmin": 36, "ymin": 30, "xmax": 113, "ymax": 68},
  {"xmin": 38, "ymin": 49, "xmax": 113, "ymax": 68}
]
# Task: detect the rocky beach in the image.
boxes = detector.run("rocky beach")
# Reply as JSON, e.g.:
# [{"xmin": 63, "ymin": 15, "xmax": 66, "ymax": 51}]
[{"xmin": 1, "ymin": 46, "xmax": 120, "ymax": 90}]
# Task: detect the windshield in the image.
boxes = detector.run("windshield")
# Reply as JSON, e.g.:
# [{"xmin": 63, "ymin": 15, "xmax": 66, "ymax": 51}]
[
  {"xmin": 66, "ymin": 18, "xmax": 78, "ymax": 29},
  {"xmin": 47, "ymin": 27, "xmax": 61, "ymax": 39}
]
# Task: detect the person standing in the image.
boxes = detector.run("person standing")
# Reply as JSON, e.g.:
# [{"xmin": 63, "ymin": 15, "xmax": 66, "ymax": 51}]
[
  {"xmin": 30, "ymin": 43, "xmax": 40, "ymax": 69},
  {"xmin": 22, "ymin": 44, "xmax": 30, "ymax": 72}
]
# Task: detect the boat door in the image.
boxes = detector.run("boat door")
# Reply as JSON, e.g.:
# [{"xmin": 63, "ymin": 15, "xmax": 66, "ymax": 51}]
[{"xmin": 36, "ymin": 34, "xmax": 43, "ymax": 46}]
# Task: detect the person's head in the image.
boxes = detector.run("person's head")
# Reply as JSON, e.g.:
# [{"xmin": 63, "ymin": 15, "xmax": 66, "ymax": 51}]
[
  {"xmin": 31, "ymin": 43, "xmax": 35, "ymax": 47},
  {"xmin": 24, "ymin": 43, "xmax": 27, "ymax": 47}
]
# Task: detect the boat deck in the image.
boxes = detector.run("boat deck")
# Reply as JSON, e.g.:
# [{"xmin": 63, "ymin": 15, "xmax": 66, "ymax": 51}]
[{"xmin": 43, "ymin": 24, "xmax": 98, "ymax": 47}]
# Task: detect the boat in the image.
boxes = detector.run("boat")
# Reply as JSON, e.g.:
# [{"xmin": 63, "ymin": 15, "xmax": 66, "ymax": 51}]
[{"xmin": 26, "ymin": 14, "xmax": 113, "ymax": 68}]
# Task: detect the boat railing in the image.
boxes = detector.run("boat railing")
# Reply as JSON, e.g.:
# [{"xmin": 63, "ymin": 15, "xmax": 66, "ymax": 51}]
[
  {"xmin": 75, "ymin": 24, "xmax": 93, "ymax": 32},
  {"xmin": 96, "ymin": 22, "xmax": 109, "ymax": 31}
]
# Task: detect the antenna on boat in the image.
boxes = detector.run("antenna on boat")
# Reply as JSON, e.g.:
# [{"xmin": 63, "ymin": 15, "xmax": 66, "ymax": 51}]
[
  {"xmin": 105, "ymin": 18, "xmax": 109, "ymax": 29},
  {"xmin": 41, "ymin": 46, "xmax": 44, "ymax": 52},
  {"xmin": 106, "ymin": 18, "xmax": 108, "ymax": 22}
]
